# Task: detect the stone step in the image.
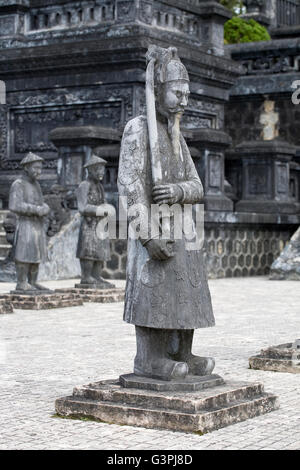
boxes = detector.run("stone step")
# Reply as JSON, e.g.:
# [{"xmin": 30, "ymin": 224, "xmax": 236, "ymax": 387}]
[
  {"xmin": 0, "ymin": 232, "xmax": 8, "ymax": 244},
  {"xmin": 73, "ymin": 380, "xmax": 264, "ymax": 413},
  {"xmin": 55, "ymin": 379, "xmax": 279, "ymax": 433},
  {"xmin": 0, "ymin": 244, "xmax": 11, "ymax": 257},
  {"xmin": 0, "ymin": 210, "xmax": 9, "ymax": 222}
]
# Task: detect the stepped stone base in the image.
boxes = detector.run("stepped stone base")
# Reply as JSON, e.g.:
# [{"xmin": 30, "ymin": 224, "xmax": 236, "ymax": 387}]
[
  {"xmin": 55, "ymin": 375, "xmax": 279, "ymax": 433},
  {"xmin": 0, "ymin": 298, "xmax": 14, "ymax": 314},
  {"xmin": 249, "ymin": 341, "xmax": 300, "ymax": 374},
  {"xmin": 55, "ymin": 287, "xmax": 125, "ymax": 303},
  {"xmin": 0, "ymin": 292, "xmax": 83, "ymax": 310}
]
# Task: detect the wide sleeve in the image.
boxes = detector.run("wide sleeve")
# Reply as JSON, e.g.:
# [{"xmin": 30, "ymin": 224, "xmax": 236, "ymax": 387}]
[
  {"xmin": 118, "ymin": 116, "xmax": 159, "ymax": 244},
  {"xmin": 9, "ymin": 180, "xmax": 41, "ymax": 216},
  {"xmin": 177, "ymin": 135, "xmax": 204, "ymax": 204},
  {"xmin": 77, "ymin": 181, "xmax": 97, "ymax": 217}
]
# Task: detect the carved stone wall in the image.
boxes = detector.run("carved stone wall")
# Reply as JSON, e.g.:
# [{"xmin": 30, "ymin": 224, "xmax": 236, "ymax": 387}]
[{"xmin": 102, "ymin": 221, "xmax": 294, "ymax": 279}]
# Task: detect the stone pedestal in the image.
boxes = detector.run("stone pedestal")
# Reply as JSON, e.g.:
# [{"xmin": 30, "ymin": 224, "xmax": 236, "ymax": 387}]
[
  {"xmin": 185, "ymin": 129, "xmax": 234, "ymax": 211},
  {"xmin": 249, "ymin": 340, "xmax": 300, "ymax": 374},
  {"xmin": 269, "ymin": 226, "xmax": 300, "ymax": 280},
  {"xmin": 56, "ymin": 287, "xmax": 125, "ymax": 304},
  {"xmin": 229, "ymin": 140, "xmax": 297, "ymax": 214},
  {"xmin": 0, "ymin": 291, "xmax": 83, "ymax": 310},
  {"xmin": 0, "ymin": 298, "xmax": 13, "ymax": 314},
  {"xmin": 55, "ymin": 375, "xmax": 279, "ymax": 433}
]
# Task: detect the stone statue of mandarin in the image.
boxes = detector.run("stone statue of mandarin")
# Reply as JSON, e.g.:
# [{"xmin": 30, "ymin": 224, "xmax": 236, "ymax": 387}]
[
  {"xmin": 9, "ymin": 152, "xmax": 50, "ymax": 292},
  {"xmin": 118, "ymin": 46, "xmax": 215, "ymax": 381},
  {"xmin": 76, "ymin": 155, "xmax": 115, "ymax": 288}
]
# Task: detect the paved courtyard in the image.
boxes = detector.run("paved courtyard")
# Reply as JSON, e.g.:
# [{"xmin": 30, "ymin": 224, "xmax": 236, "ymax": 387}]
[{"xmin": 0, "ymin": 277, "xmax": 299, "ymax": 450}]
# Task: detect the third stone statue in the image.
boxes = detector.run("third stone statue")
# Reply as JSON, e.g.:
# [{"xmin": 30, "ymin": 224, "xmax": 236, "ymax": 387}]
[{"xmin": 118, "ymin": 46, "xmax": 215, "ymax": 381}]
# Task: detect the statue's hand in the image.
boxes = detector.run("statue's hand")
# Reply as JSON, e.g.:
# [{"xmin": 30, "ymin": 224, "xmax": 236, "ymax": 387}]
[
  {"xmin": 145, "ymin": 239, "xmax": 175, "ymax": 261},
  {"xmin": 37, "ymin": 204, "xmax": 50, "ymax": 217},
  {"xmin": 152, "ymin": 184, "xmax": 183, "ymax": 205},
  {"xmin": 43, "ymin": 203, "xmax": 50, "ymax": 216}
]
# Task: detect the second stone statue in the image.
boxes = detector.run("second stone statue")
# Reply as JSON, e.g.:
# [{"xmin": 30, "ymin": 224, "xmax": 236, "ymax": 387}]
[{"xmin": 76, "ymin": 154, "xmax": 115, "ymax": 289}]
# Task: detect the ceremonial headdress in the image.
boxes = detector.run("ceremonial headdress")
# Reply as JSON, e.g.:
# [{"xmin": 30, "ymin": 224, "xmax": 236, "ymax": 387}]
[
  {"xmin": 84, "ymin": 155, "xmax": 107, "ymax": 168},
  {"xmin": 20, "ymin": 152, "xmax": 44, "ymax": 166}
]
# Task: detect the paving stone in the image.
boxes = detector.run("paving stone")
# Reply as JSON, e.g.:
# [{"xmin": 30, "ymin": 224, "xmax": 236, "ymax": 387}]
[{"xmin": 0, "ymin": 277, "xmax": 299, "ymax": 449}]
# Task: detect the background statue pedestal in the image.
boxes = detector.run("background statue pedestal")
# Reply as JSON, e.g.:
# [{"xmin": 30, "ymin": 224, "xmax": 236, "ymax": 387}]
[
  {"xmin": 55, "ymin": 287, "xmax": 125, "ymax": 304},
  {"xmin": 0, "ymin": 298, "xmax": 14, "ymax": 314},
  {"xmin": 249, "ymin": 341, "xmax": 300, "ymax": 374},
  {"xmin": 55, "ymin": 376, "xmax": 279, "ymax": 433},
  {"xmin": 1, "ymin": 292, "xmax": 83, "ymax": 310}
]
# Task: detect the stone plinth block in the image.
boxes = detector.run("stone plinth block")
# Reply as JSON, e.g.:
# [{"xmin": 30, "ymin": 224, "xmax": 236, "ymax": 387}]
[
  {"xmin": 55, "ymin": 287, "xmax": 124, "ymax": 303},
  {"xmin": 0, "ymin": 292, "xmax": 83, "ymax": 310},
  {"xmin": 249, "ymin": 342, "xmax": 300, "ymax": 374},
  {"xmin": 55, "ymin": 377, "xmax": 279, "ymax": 433},
  {"xmin": 0, "ymin": 298, "xmax": 14, "ymax": 314}
]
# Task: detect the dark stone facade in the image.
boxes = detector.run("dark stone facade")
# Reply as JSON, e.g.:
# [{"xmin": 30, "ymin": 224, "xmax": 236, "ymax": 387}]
[{"xmin": 0, "ymin": 0, "xmax": 299, "ymax": 279}]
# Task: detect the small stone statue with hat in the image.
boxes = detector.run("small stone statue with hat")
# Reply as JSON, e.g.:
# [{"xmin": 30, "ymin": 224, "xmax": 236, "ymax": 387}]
[
  {"xmin": 9, "ymin": 152, "xmax": 51, "ymax": 293},
  {"xmin": 76, "ymin": 154, "xmax": 115, "ymax": 289}
]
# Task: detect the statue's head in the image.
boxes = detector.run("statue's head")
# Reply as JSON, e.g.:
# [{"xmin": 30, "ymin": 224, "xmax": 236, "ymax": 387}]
[
  {"xmin": 146, "ymin": 46, "xmax": 190, "ymax": 119},
  {"xmin": 84, "ymin": 154, "xmax": 107, "ymax": 181},
  {"xmin": 20, "ymin": 152, "xmax": 44, "ymax": 181}
]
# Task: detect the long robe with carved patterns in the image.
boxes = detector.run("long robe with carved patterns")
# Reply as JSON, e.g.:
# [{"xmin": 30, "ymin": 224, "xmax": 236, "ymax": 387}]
[
  {"xmin": 76, "ymin": 179, "xmax": 110, "ymax": 261},
  {"xmin": 118, "ymin": 115, "xmax": 214, "ymax": 330},
  {"xmin": 9, "ymin": 174, "xmax": 47, "ymax": 264}
]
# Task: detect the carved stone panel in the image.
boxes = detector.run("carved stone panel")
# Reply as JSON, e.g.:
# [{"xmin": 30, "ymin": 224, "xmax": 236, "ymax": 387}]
[
  {"xmin": 208, "ymin": 154, "xmax": 222, "ymax": 190},
  {"xmin": 0, "ymin": 16, "xmax": 16, "ymax": 36},
  {"xmin": 276, "ymin": 162, "xmax": 289, "ymax": 196},
  {"xmin": 10, "ymin": 101, "xmax": 122, "ymax": 157},
  {"xmin": 247, "ymin": 164, "xmax": 270, "ymax": 197},
  {"xmin": 139, "ymin": 1, "xmax": 153, "ymax": 24},
  {"xmin": 0, "ymin": 105, "xmax": 8, "ymax": 162}
]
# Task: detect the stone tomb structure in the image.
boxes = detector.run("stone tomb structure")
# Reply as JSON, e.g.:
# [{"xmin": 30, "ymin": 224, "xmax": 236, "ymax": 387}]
[{"xmin": 0, "ymin": 0, "xmax": 294, "ymax": 279}]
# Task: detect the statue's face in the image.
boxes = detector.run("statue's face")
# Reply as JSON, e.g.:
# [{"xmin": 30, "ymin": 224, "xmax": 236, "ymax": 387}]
[
  {"xmin": 159, "ymin": 80, "xmax": 190, "ymax": 116},
  {"xmin": 88, "ymin": 164, "xmax": 105, "ymax": 181},
  {"xmin": 25, "ymin": 162, "xmax": 42, "ymax": 180}
]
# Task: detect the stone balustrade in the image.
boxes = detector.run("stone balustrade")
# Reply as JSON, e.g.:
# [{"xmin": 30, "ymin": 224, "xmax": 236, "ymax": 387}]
[{"xmin": 28, "ymin": 3, "xmax": 111, "ymax": 31}]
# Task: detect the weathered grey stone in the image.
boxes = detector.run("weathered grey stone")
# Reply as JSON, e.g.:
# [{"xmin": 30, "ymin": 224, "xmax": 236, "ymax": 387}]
[
  {"xmin": 76, "ymin": 155, "xmax": 115, "ymax": 290},
  {"xmin": 269, "ymin": 226, "xmax": 300, "ymax": 280},
  {"xmin": 55, "ymin": 287, "xmax": 125, "ymax": 304},
  {"xmin": 119, "ymin": 373, "xmax": 224, "ymax": 392},
  {"xmin": 249, "ymin": 341, "xmax": 300, "ymax": 374},
  {"xmin": 39, "ymin": 213, "xmax": 81, "ymax": 281},
  {"xmin": 118, "ymin": 45, "xmax": 215, "ymax": 381},
  {"xmin": 0, "ymin": 298, "xmax": 13, "ymax": 314},
  {"xmin": 8, "ymin": 152, "xmax": 52, "ymax": 293},
  {"xmin": 55, "ymin": 379, "xmax": 279, "ymax": 433},
  {"xmin": 0, "ymin": 292, "xmax": 83, "ymax": 310}
]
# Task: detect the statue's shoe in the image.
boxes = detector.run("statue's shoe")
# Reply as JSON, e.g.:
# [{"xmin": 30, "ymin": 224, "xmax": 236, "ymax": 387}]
[
  {"xmin": 31, "ymin": 282, "xmax": 50, "ymax": 291},
  {"xmin": 93, "ymin": 277, "xmax": 116, "ymax": 288},
  {"xmin": 15, "ymin": 282, "xmax": 33, "ymax": 292},
  {"xmin": 186, "ymin": 355, "xmax": 215, "ymax": 376},
  {"xmin": 80, "ymin": 276, "xmax": 98, "ymax": 285},
  {"xmin": 134, "ymin": 359, "xmax": 188, "ymax": 381}
]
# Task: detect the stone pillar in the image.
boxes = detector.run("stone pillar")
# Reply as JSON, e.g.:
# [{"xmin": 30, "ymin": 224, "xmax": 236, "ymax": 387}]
[
  {"xmin": 241, "ymin": 0, "xmax": 275, "ymax": 28},
  {"xmin": 195, "ymin": 1, "xmax": 232, "ymax": 56},
  {"xmin": 0, "ymin": 0, "xmax": 29, "ymax": 37},
  {"xmin": 233, "ymin": 140, "xmax": 297, "ymax": 213},
  {"xmin": 290, "ymin": 161, "xmax": 300, "ymax": 212},
  {"xmin": 49, "ymin": 126, "xmax": 121, "ymax": 207},
  {"xmin": 185, "ymin": 129, "xmax": 234, "ymax": 211}
]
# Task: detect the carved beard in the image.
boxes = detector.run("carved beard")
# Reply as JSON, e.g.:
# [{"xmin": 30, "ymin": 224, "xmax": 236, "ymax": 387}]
[{"xmin": 168, "ymin": 112, "xmax": 183, "ymax": 161}]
